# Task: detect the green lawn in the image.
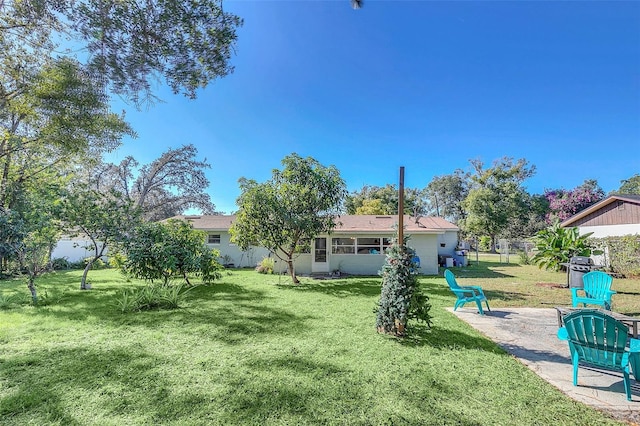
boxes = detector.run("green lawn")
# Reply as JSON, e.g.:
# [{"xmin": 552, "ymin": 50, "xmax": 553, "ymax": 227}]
[{"xmin": 0, "ymin": 259, "xmax": 631, "ymax": 425}]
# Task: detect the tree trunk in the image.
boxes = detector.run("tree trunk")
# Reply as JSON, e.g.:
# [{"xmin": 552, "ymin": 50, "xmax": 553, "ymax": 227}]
[
  {"xmin": 287, "ymin": 259, "xmax": 299, "ymax": 284},
  {"xmin": 80, "ymin": 260, "xmax": 93, "ymax": 289},
  {"xmin": 27, "ymin": 275, "xmax": 38, "ymax": 304}
]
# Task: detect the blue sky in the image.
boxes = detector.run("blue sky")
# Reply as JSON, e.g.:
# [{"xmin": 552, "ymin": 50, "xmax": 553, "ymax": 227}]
[{"xmin": 107, "ymin": 1, "xmax": 640, "ymax": 214}]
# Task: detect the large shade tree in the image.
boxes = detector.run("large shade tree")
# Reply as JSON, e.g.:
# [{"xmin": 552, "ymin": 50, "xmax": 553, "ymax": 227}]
[
  {"xmin": 231, "ymin": 154, "xmax": 346, "ymax": 284},
  {"xmin": 462, "ymin": 157, "xmax": 535, "ymax": 251},
  {"xmin": 345, "ymin": 185, "xmax": 428, "ymax": 216},
  {"xmin": 425, "ymin": 169, "xmax": 470, "ymax": 224},
  {"xmin": 1, "ymin": 0, "xmax": 243, "ymax": 105},
  {"xmin": 615, "ymin": 174, "xmax": 640, "ymax": 195}
]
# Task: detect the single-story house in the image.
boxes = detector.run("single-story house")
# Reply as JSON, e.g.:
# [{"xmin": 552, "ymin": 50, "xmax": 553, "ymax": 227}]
[
  {"xmin": 173, "ymin": 214, "xmax": 461, "ymax": 276},
  {"xmin": 560, "ymin": 194, "xmax": 640, "ymax": 238},
  {"xmin": 51, "ymin": 236, "xmax": 105, "ymax": 263}
]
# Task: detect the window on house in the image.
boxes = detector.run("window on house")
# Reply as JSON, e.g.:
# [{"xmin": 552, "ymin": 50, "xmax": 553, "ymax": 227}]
[
  {"xmin": 332, "ymin": 237, "xmax": 355, "ymax": 254},
  {"xmin": 357, "ymin": 237, "xmax": 381, "ymax": 254},
  {"xmin": 208, "ymin": 234, "xmax": 221, "ymax": 244}
]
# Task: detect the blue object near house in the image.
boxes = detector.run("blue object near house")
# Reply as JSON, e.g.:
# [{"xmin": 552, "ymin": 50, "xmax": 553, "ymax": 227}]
[
  {"xmin": 444, "ymin": 269, "xmax": 490, "ymax": 315},
  {"xmin": 571, "ymin": 270, "xmax": 616, "ymax": 310},
  {"xmin": 557, "ymin": 309, "xmax": 640, "ymax": 401}
]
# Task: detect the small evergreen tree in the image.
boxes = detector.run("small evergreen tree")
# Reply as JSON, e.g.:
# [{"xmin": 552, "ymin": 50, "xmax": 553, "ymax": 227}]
[{"xmin": 375, "ymin": 237, "xmax": 432, "ymax": 336}]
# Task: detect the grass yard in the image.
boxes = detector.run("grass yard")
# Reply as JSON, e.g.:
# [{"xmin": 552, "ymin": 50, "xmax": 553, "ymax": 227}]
[{"xmin": 0, "ymin": 258, "xmax": 634, "ymax": 425}]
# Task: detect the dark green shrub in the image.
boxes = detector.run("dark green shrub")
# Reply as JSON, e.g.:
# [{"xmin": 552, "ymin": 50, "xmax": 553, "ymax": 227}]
[
  {"xmin": 375, "ymin": 238, "xmax": 432, "ymax": 336},
  {"xmin": 50, "ymin": 257, "xmax": 71, "ymax": 270}
]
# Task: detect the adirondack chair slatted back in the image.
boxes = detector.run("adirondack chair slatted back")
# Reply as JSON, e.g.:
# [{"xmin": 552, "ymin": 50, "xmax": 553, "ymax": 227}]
[
  {"xmin": 444, "ymin": 269, "xmax": 461, "ymax": 290},
  {"xmin": 583, "ymin": 271, "xmax": 614, "ymax": 300},
  {"xmin": 563, "ymin": 310, "xmax": 628, "ymax": 371}
]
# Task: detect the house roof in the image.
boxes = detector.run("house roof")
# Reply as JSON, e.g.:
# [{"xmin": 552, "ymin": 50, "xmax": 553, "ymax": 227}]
[
  {"xmin": 560, "ymin": 194, "xmax": 640, "ymax": 227},
  {"xmin": 170, "ymin": 214, "xmax": 458, "ymax": 234}
]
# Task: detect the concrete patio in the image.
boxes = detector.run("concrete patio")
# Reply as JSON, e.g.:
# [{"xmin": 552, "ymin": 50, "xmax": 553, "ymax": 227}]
[{"xmin": 450, "ymin": 307, "xmax": 640, "ymax": 424}]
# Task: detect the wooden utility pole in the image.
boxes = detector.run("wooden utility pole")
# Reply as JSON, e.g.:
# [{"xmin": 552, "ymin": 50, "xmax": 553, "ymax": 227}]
[{"xmin": 398, "ymin": 167, "xmax": 404, "ymax": 245}]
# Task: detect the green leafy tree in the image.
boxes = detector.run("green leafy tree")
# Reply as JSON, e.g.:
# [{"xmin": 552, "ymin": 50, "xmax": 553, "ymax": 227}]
[
  {"xmin": 462, "ymin": 157, "xmax": 535, "ymax": 251},
  {"xmin": 425, "ymin": 169, "xmax": 470, "ymax": 224},
  {"xmin": 0, "ymin": 56, "xmax": 133, "ymax": 210},
  {"xmin": 0, "ymin": 208, "xmax": 24, "ymax": 273},
  {"xmin": 375, "ymin": 236, "xmax": 431, "ymax": 336},
  {"xmin": 13, "ymin": 191, "xmax": 60, "ymax": 304},
  {"xmin": 1, "ymin": 0, "xmax": 243, "ymax": 105},
  {"xmin": 531, "ymin": 221, "xmax": 601, "ymax": 271},
  {"xmin": 346, "ymin": 185, "xmax": 428, "ymax": 216},
  {"xmin": 121, "ymin": 219, "xmax": 221, "ymax": 286},
  {"xmin": 231, "ymin": 153, "xmax": 346, "ymax": 284},
  {"xmin": 615, "ymin": 174, "xmax": 640, "ymax": 195},
  {"xmin": 59, "ymin": 185, "xmax": 141, "ymax": 290}
]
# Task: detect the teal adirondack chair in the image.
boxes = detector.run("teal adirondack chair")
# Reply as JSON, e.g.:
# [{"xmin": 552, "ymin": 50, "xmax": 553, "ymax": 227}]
[
  {"xmin": 444, "ymin": 269, "xmax": 490, "ymax": 315},
  {"xmin": 572, "ymin": 271, "xmax": 616, "ymax": 310},
  {"xmin": 557, "ymin": 309, "xmax": 640, "ymax": 401}
]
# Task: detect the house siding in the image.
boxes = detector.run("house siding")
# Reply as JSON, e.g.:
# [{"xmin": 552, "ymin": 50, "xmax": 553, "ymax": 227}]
[{"xmin": 572, "ymin": 200, "xmax": 640, "ymax": 227}]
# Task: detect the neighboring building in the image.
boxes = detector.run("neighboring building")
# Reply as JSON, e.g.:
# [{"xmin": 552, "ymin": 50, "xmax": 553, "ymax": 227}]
[
  {"xmin": 173, "ymin": 214, "xmax": 460, "ymax": 276},
  {"xmin": 560, "ymin": 195, "xmax": 640, "ymax": 238}
]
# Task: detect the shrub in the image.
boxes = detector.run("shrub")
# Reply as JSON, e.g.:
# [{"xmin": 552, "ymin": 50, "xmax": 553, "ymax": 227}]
[
  {"xmin": 50, "ymin": 257, "xmax": 71, "ymax": 270},
  {"xmin": 255, "ymin": 257, "xmax": 274, "ymax": 274},
  {"xmin": 591, "ymin": 235, "xmax": 640, "ymax": 278},
  {"xmin": 518, "ymin": 250, "xmax": 531, "ymax": 265},
  {"xmin": 114, "ymin": 283, "xmax": 191, "ymax": 313}
]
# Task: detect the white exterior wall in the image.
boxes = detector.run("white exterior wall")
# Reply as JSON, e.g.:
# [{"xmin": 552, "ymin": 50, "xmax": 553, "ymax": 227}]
[
  {"xmin": 437, "ymin": 231, "xmax": 459, "ymax": 256},
  {"xmin": 408, "ymin": 234, "xmax": 439, "ymax": 275},
  {"xmin": 207, "ymin": 230, "xmax": 452, "ymax": 276},
  {"xmin": 51, "ymin": 239, "xmax": 105, "ymax": 262},
  {"xmin": 206, "ymin": 231, "xmax": 270, "ymax": 268},
  {"xmin": 577, "ymin": 224, "xmax": 640, "ymax": 238}
]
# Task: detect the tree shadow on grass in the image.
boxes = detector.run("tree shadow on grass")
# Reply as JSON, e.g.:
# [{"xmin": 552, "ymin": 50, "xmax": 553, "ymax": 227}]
[
  {"xmin": 419, "ymin": 281, "xmax": 529, "ymax": 304},
  {"xmin": 395, "ymin": 324, "xmax": 506, "ymax": 353},
  {"xmin": 275, "ymin": 278, "xmax": 382, "ymax": 298},
  {"xmin": 21, "ymin": 283, "xmax": 314, "ymax": 345}
]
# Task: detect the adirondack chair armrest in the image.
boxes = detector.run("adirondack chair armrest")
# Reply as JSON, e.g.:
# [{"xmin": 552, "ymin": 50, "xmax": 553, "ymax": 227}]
[
  {"xmin": 557, "ymin": 327, "xmax": 568, "ymax": 341},
  {"xmin": 451, "ymin": 288, "xmax": 479, "ymax": 297},
  {"xmin": 629, "ymin": 338, "xmax": 640, "ymax": 353},
  {"xmin": 607, "ymin": 290, "xmax": 617, "ymax": 296},
  {"xmin": 460, "ymin": 285, "xmax": 485, "ymax": 295},
  {"xmin": 570, "ymin": 288, "xmax": 584, "ymax": 298}
]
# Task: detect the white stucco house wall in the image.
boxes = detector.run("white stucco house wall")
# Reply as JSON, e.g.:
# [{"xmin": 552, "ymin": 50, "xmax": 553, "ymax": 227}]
[
  {"xmin": 173, "ymin": 214, "xmax": 460, "ymax": 276},
  {"xmin": 51, "ymin": 237, "xmax": 105, "ymax": 263}
]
